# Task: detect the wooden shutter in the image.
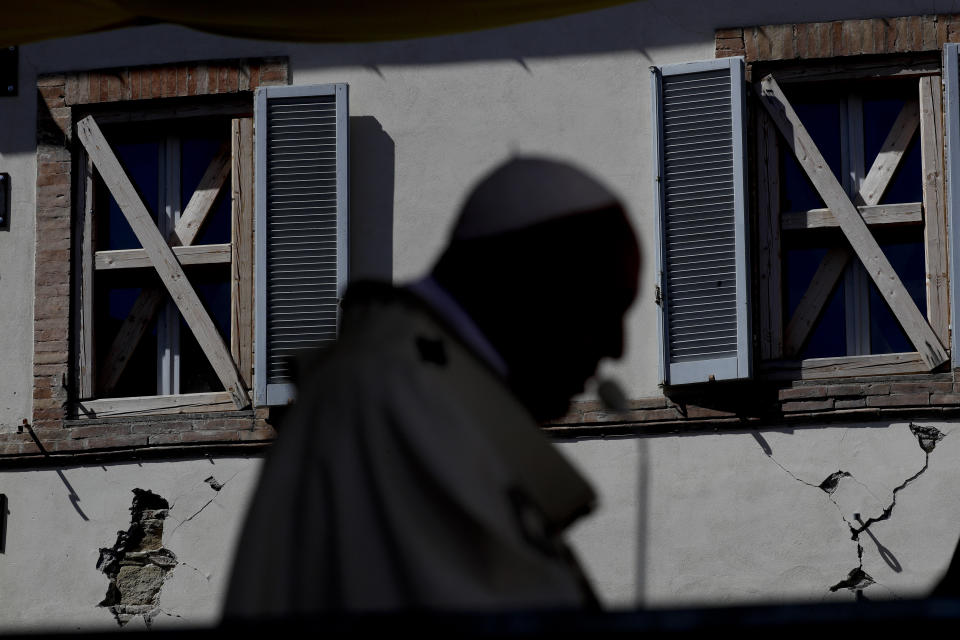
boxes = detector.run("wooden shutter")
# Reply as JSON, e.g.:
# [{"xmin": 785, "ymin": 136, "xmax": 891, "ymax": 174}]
[
  {"xmin": 254, "ymin": 83, "xmax": 349, "ymax": 406},
  {"xmin": 651, "ymin": 57, "xmax": 751, "ymax": 385},
  {"xmin": 945, "ymin": 44, "xmax": 960, "ymax": 362}
]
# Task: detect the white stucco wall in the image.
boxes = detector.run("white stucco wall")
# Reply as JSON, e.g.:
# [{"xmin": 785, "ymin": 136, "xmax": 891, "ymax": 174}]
[
  {"xmin": 0, "ymin": 457, "xmax": 261, "ymax": 632},
  {"xmin": 561, "ymin": 419, "xmax": 960, "ymax": 608}
]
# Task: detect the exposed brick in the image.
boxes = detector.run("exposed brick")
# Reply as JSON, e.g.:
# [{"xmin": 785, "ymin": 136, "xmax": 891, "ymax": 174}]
[
  {"xmin": 634, "ymin": 408, "xmax": 682, "ymax": 422},
  {"xmin": 716, "ymin": 27, "xmax": 743, "ymax": 40},
  {"xmin": 861, "ymin": 383, "xmax": 891, "ymax": 395},
  {"xmin": 34, "ymin": 352, "xmax": 68, "ymax": 366},
  {"xmin": 239, "ymin": 428, "xmax": 276, "ymax": 442},
  {"xmin": 779, "ymin": 386, "xmax": 826, "ymax": 401},
  {"xmin": 68, "ymin": 424, "xmax": 134, "ymax": 440},
  {"xmin": 33, "ymin": 364, "xmax": 68, "ymax": 377},
  {"xmin": 162, "ymin": 67, "xmax": 177, "ymax": 98},
  {"xmin": 890, "ymin": 381, "xmax": 951, "ymax": 394},
  {"xmin": 32, "ymin": 396, "xmax": 65, "ymax": 411},
  {"xmin": 34, "ymin": 339, "xmax": 68, "ymax": 353},
  {"xmin": 39, "ymin": 84, "xmax": 66, "ymax": 107},
  {"xmin": 823, "ymin": 384, "xmax": 861, "ymax": 397},
  {"xmin": 923, "ymin": 15, "xmax": 939, "ymax": 49},
  {"xmin": 247, "ymin": 62, "xmax": 260, "ymax": 91},
  {"xmin": 176, "ymin": 66, "xmax": 188, "ymax": 96},
  {"xmin": 841, "ymin": 19, "xmax": 863, "ymax": 55},
  {"xmin": 225, "ymin": 66, "xmax": 239, "ymax": 93},
  {"xmin": 45, "ymin": 439, "xmax": 85, "ymax": 452},
  {"xmin": 753, "ymin": 26, "xmax": 773, "ymax": 60},
  {"xmin": 932, "ymin": 393, "xmax": 960, "ymax": 405},
  {"xmin": 782, "ymin": 399, "xmax": 834, "ymax": 412},
  {"xmin": 684, "ymin": 406, "xmax": 737, "ymax": 419},
  {"xmin": 147, "ymin": 69, "xmax": 162, "ymax": 99},
  {"xmin": 219, "ymin": 65, "xmax": 231, "ymax": 93},
  {"xmin": 794, "ymin": 22, "xmax": 813, "ymax": 58},
  {"xmin": 856, "ymin": 18, "xmax": 876, "ymax": 55},
  {"xmin": 199, "ymin": 417, "xmax": 254, "ymax": 431},
  {"xmin": 33, "ymin": 386, "xmax": 53, "ymax": 399},
  {"xmin": 181, "ymin": 430, "xmax": 240, "ymax": 443},
  {"xmin": 259, "ymin": 62, "xmax": 286, "ymax": 86},
  {"xmin": 33, "ymin": 408, "xmax": 65, "ymax": 422},
  {"xmin": 37, "ymin": 161, "xmax": 70, "ymax": 176},
  {"xmin": 37, "ymin": 74, "xmax": 65, "ymax": 87},
  {"xmin": 835, "ymin": 398, "xmax": 866, "ymax": 409},
  {"xmin": 238, "ymin": 64, "xmax": 251, "ymax": 91},
  {"xmin": 149, "ymin": 433, "xmax": 183, "ymax": 445},
  {"xmin": 769, "ymin": 23, "xmax": 794, "ymax": 59},
  {"xmin": 194, "ymin": 64, "xmax": 209, "ymax": 94},
  {"xmin": 35, "ymin": 284, "xmax": 70, "ymax": 298},
  {"xmin": 84, "ymin": 434, "xmax": 150, "ymax": 450},
  {"xmin": 628, "ymin": 397, "xmax": 669, "ymax": 410},
  {"xmin": 867, "ymin": 392, "xmax": 929, "ymax": 407},
  {"xmin": 830, "ymin": 20, "xmax": 844, "ymax": 57},
  {"xmin": 131, "ymin": 421, "xmax": 192, "ymax": 435},
  {"xmin": 129, "ymin": 67, "xmax": 142, "ymax": 100},
  {"xmin": 744, "ymin": 27, "xmax": 760, "ymax": 61}
]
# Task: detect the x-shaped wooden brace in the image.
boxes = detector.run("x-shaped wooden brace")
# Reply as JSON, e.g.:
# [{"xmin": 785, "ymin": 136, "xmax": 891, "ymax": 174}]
[
  {"xmin": 76, "ymin": 115, "xmax": 249, "ymax": 408},
  {"xmin": 758, "ymin": 75, "xmax": 948, "ymax": 369}
]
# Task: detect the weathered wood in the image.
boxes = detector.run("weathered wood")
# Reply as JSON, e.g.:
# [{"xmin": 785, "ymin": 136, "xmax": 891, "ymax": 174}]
[
  {"xmin": 172, "ymin": 142, "xmax": 230, "ymax": 246},
  {"xmin": 855, "ymin": 100, "xmax": 920, "ymax": 206},
  {"xmin": 95, "ymin": 244, "xmax": 231, "ymax": 270},
  {"xmin": 920, "ymin": 75, "xmax": 950, "ymax": 346},
  {"xmin": 92, "ymin": 98, "xmax": 253, "ymax": 125},
  {"xmin": 74, "ymin": 155, "xmax": 95, "ymax": 399},
  {"xmin": 77, "ymin": 115, "xmax": 249, "ymax": 409},
  {"xmin": 97, "ymin": 145, "xmax": 232, "ymax": 392},
  {"xmin": 75, "ymin": 391, "xmax": 241, "ymax": 419},
  {"xmin": 759, "ymin": 75, "xmax": 948, "ymax": 370},
  {"xmin": 769, "ymin": 56, "xmax": 940, "ymax": 84},
  {"xmin": 761, "ymin": 352, "xmax": 928, "ymax": 380},
  {"xmin": 756, "ymin": 109, "xmax": 782, "ymax": 359},
  {"xmin": 231, "ymin": 118, "xmax": 254, "ymax": 388},
  {"xmin": 781, "ymin": 202, "xmax": 923, "ymax": 230},
  {"xmin": 783, "ymin": 247, "xmax": 850, "ymax": 357}
]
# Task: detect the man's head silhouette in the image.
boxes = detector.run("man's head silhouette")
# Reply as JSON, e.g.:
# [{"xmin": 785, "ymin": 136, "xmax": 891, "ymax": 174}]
[{"xmin": 433, "ymin": 157, "xmax": 640, "ymax": 421}]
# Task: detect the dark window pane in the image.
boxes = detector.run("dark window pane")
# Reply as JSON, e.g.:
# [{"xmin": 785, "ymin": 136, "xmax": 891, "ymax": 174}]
[
  {"xmin": 781, "ymin": 100, "xmax": 842, "ymax": 212},
  {"xmin": 93, "ymin": 283, "xmax": 158, "ymax": 397},
  {"xmin": 180, "ymin": 266, "xmax": 230, "ymax": 393},
  {"xmin": 869, "ymin": 238, "xmax": 926, "ymax": 354},
  {"xmin": 785, "ymin": 246, "xmax": 846, "ymax": 358},
  {"xmin": 98, "ymin": 141, "xmax": 159, "ymax": 250},
  {"xmin": 181, "ymin": 136, "xmax": 231, "ymax": 245}
]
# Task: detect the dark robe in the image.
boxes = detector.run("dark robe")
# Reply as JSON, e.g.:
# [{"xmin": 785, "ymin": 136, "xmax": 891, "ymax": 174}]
[{"xmin": 224, "ymin": 282, "xmax": 597, "ymax": 615}]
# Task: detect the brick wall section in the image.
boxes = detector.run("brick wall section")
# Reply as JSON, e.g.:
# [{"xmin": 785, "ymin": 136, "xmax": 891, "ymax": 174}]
[
  {"xmin": 717, "ymin": 15, "xmax": 960, "ymax": 62},
  {"xmin": 2, "ymin": 57, "xmax": 289, "ymax": 463},
  {"xmin": 544, "ymin": 375, "xmax": 960, "ymax": 435}
]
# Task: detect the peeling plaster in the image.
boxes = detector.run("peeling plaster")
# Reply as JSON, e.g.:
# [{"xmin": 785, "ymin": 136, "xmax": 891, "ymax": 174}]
[
  {"xmin": 756, "ymin": 423, "xmax": 946, "ymax": 600},
  {"xmin": 97, "ymin": 489, "xmax": 178, "ymax": 628}
]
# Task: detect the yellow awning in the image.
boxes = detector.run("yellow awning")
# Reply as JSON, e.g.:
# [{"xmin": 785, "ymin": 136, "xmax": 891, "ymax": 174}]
[{"xmin": 5, "ymin": 1, "xmax": 635, "ymax": 46}]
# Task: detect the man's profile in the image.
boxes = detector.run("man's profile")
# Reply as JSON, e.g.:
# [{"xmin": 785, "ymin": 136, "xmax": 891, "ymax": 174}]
[{"xmin": 224, "ymin": 157, "xmax": 640, "ymax": 615}]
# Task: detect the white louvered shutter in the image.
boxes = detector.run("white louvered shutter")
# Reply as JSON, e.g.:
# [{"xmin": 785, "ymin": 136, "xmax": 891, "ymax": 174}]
[
  {"xmin": 651, "ymin": 58, "xmax": 751, "ymax": 385},
  {"xmin": 254, "ymin": 84, "xmax": 349, "ymax": 406},
  {"xmin": 944, "ymin": 44, "xmax": 960, "ymax": 362}
]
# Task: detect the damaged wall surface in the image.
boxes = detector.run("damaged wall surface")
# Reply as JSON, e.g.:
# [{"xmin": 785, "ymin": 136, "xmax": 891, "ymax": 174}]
[
  {"xmin": 560, "ymin": 420, "xmax": 960, "ymax": 608},
  {"xmin": 0, "ymin": 457, "xmax": 260, "ymax": 632}
]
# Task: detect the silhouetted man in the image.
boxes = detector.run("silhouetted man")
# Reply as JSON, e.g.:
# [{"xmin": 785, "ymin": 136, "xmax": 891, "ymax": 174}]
[{"xmin": 224, "ymin": 157, "xmax": 640, "ymax": 615}]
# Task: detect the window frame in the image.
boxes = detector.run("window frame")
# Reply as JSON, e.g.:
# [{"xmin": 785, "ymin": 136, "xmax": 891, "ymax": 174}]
[
  {"xmin": 70, "ymin": 99, "xmax": 256, "ymax": 418},
  {"xmin": 750, "ymin": 56, "xmax": 951, "ymax": 381}
]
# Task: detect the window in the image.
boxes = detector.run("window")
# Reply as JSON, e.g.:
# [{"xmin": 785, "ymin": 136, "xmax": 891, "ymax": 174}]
[
  {"xmin": 652, "ymin": 50, "xmax": 954, "ymax": 385},
  {"xmin": 65, "ymin": 81, "xmax": 348, "ymax": 417}
]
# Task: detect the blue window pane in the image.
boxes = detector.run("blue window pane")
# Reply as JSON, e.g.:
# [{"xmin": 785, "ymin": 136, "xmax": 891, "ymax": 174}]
[
  {"xmin": 869, "ymin": 239, "xmax": 925, "ymax": 354},
  {"xmin": 94, "ymin": 284, "xmax": 159, "ymax": 397},
  {"xmin": 785, "ymin": 247, "xmax": 846, "ymax": 358}
]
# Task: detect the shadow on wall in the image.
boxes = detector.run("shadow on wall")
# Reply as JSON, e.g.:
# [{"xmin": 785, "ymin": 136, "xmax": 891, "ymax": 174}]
[{"xmin": 349, "ymin": 115, "xmax": 394, "ymax": 283}]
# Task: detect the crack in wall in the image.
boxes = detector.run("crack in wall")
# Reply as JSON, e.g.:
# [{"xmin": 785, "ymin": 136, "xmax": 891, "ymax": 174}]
[
  {"xmin": 166, "ymin": 469, "xmax": 241, "ymax": 538},
  {"xmin": 754, "ymin": 423, "xmax": 945, "ymax": 599},
  {"xmin": 96, "ymin": 489, "xmax": 177, "ymax": 628}
]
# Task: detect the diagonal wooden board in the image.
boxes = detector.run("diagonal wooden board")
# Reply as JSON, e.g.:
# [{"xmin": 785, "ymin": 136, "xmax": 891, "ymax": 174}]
[
  {"xmin": 781, "ymin": 97, "xmax": 920, "ymax": 356},
  {"xmin": 759, "ymin": 75, "xmax": 947, "ymax": 369},
  {"xmin": 97, "ymin": 141, "xmax": 231, "ymax": 394},
  {"xmin": 77, "ymin": 115, "xmax": 249, "ymax": 408}
]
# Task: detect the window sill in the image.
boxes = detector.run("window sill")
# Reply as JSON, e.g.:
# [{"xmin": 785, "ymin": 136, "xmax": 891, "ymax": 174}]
[
  {"xmin": 759, "ymin": 352, "xmax": 932, "ymax": 381},
  {"xmin": 73, "ymin": 391, "xmax": 248, "ymax": 419}
]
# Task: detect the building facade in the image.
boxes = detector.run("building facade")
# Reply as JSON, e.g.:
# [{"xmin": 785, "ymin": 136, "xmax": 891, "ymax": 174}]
[{"xmin": 3, "ymin": 0, "xmax": 960, "ymax": 631}]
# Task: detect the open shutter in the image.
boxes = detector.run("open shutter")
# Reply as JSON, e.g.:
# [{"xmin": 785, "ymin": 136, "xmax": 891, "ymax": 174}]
[
  {"xmin": 255, "ymin": 83, "xmax": 349, "ymax": 406},
  {"xmin": 651, "ymin": 57, "xmax": 750, "ymax": 385},
  {"xmin": 945, "ymin": 44, "xmax": 960, "ymax": 362}
]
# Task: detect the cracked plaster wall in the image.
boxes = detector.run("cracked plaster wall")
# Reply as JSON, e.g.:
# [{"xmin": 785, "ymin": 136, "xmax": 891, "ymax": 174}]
[
  {"xmin": 560, "ymin": 419, "xmax": 960, "ymax": 608},
  {"xmin": 0, "ymin": 457, "xmax": 260, "ymax": 633}
]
